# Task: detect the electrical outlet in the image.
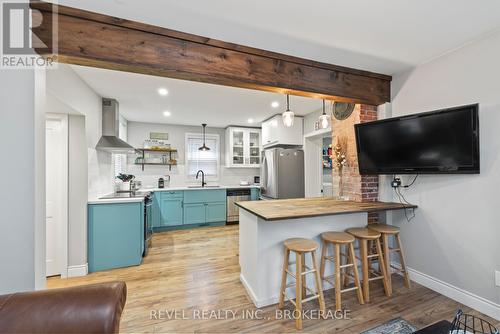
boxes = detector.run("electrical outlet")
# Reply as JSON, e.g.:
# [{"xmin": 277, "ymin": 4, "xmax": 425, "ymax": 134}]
[{"xmin": 495, "ymin": 270, "xmax": 500, "ymax": 287}]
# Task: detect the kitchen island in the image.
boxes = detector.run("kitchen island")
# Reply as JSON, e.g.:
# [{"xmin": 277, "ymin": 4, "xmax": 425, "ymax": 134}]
[{"xmin": 236, "ymin": 197, "xmax": 417, "ymax": 307}]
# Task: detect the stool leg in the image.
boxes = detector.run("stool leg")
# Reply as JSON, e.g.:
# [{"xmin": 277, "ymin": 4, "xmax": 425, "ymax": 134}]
[
  {"xmin": 343, "ymin": 245, "xmax": 352, "ymax": 287},
  {"xmin": 311, "ymin": 251, "xmax": 325, "ymax": 312},
  {"xmin": 341, "ymin": 245, "xmax": 348, "ymax": 289},
  {"xmin": 349, "ymin": 243, "xmax": 364, "ymax": 305},
  {"xmin": 301, "ymin": 253, "xmax": 307, "ymax": 299},
  {"xmin": 382, "ymin": 234, "xmax": 392, "ymax": 293},
  {"xmin": 396, "ymin": 233, "xmax": 411, "ymax": 289},
  {"xmin": 278, "ymin": 248, "xmax": 290, "ymax": 309},
  {"xmin": 295, "ymin": 252, "xmax": 303, "ymax": 330},
  {"xmin": 360, "ymin": 239, "xmax": 370, "ymax": 302},
  {"xmin": 375, "ymin": 239, "xmax": 391, "ymax": 297},
  {"xmin": 333, "ymin": 244, "xmax": 342, "ymax": 311},
  {"xmin": 320, "ymin": 240, "xmax": 327, "ymax": 282}
]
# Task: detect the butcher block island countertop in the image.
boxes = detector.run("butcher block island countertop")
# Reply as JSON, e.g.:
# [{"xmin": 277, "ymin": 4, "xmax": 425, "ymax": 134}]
[{"xmin": 236, "ymin": 197, "xmax": 417, "ymax": 221}]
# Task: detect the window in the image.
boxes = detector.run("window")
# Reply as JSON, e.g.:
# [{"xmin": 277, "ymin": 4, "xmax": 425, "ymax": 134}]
[{"xmin": 185, "ymin": 133, "xmax": 220, "ymax": 180}]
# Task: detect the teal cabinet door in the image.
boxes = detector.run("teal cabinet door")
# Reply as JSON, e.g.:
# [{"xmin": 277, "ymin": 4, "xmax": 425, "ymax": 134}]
[
  {"xmin": 160, "ymin": 198, "xmax": 183, "ymax": 226},
  {"xmin": 250, "ymin": 188, "xmax": 260, "ymax": 200},
  {"xmin": 184, "ymin": 203, "xmax": 206, "ymax": 225},
  {"xmin": 88, "ymin": 202, "xmax": 143, "ymax": 272},
  {"xmin": 206, "ymin": 202, "xmax": 226, "ymax": 223},
  {"xmin": 151, "ymin": 193, "xmax": 161, "ymax": 228}
]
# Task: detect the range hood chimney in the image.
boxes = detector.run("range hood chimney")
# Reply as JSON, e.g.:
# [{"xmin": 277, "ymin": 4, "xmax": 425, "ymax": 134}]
[{"xmin": 95, "ymin": 98, "xmax": 136, "ymax": 154}]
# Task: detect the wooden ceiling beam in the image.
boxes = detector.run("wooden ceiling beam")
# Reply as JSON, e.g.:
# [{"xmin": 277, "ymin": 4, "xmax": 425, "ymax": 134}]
[{"xmin": 32, "ymin": 2, "xmax": 391, "ymax": 105}]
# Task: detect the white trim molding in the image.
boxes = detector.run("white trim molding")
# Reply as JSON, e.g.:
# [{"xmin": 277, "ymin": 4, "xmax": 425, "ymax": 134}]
[
  {"xmin": 391, "ymin": 262, "xmax": 500, "ymax": 321},
  {"xmin": 67, "ymin": 263, "xmax": 88, "ymax": 278}
]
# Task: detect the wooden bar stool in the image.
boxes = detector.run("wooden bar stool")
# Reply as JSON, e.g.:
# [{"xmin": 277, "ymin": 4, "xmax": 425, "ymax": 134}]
[
  {"xmin": 319, "ymin": 232, "xmax": 364, "ymax": 311},
  {"xmin": 278, "ymin": 238, "xmax": 325, "ymax": 330},
  {"xmin": 368, "ymin": 223, "xmax": 411, "ymax": 291},
  {"xmin": 346, "ymin": 228, "xmax": 391, "ymax": 302}
]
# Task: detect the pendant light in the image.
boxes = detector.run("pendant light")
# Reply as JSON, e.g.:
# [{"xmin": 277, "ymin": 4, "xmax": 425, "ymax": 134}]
[
  {"xmin": 318, "ymin": 99, "xmax": 330, "ymax": 129},
  {"xmin": 198, "ymin": 123, "xmax": 210, "ymax": 151},
  {"xmin": 282, "ymin": 94, "xmax": 294, "ymax": 127}
]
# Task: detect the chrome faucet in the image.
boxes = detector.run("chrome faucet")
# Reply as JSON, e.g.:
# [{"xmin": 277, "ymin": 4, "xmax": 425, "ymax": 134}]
[{"xmin": 196, "ymin": 170, "xmax": 206, "ymax": 187}]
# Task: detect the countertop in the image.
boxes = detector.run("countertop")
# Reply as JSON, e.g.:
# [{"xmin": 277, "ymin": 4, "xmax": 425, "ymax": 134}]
[
  {"xmin": 88, "ymin": 197, "xmax": 147, "ymax": 205},
  {"xmin": 137, "ymin": 185, "xmax": 260, "ymax": 192},
  {"xmin": 88, "ymin": 184, "xmax": 260, "ymax": 204},
  {"xmin": 236, "ymin": 197, "xmax": 417, "ymax": 221}
]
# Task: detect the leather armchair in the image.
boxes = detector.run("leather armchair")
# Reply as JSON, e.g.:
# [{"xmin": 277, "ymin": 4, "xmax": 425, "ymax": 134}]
[{"xmin": 0, "ymin": 281, "xmax": 127, "ymax": 334}]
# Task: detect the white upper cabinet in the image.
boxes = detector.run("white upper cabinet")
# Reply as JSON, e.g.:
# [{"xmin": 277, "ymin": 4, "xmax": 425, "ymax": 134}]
[
  {"xmin": 225, "ymin": 127, "xmax": 262, "ymax": 168},
  {"xmin": 261, "ymin": 115, "xmax": 303, "ymax": 148}
]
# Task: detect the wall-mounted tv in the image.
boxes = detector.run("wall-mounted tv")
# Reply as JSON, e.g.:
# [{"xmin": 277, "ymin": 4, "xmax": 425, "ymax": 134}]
[{"xmin": 354, "ymin": 104, "xmax": 480, "ymax": 175}]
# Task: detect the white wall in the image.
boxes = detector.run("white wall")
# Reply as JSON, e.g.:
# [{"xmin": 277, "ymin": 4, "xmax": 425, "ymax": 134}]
[
  {"xmin": 46, "ymin": 64, "xmax": 113, "ymax": 200},
  {"xmin": 389, "ymin": 30, "xmax": 500, "ymax": 319},
  {"xmin": 0, "ymin": 68, "xmax": 45, "ymax": 293},
  {"xmin": 127, "ymin": 121, "xmax": 259, "ymax": 187},
  {"xmin": 46, "ymin": 64, "xmax": 112, "ymax": 273},
  {"xmin": 68, "ymin": 115, "xmax": 88, "ymax": 268}
]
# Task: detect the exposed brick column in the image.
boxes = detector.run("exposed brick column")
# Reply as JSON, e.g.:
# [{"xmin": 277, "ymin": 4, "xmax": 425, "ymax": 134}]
[
  {"xmin": 359, "ymin": 105, "xmax": 379, "ymax": 223},
  {"xmin": 331, "ymin": 104, "xmax": 379, "ymax": 223}
]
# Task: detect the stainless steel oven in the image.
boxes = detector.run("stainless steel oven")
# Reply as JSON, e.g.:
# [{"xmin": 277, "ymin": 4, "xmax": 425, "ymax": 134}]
[
  {"xmin": 226, "ymin": 189, "xmax": 251, "ymax": 223},
  {"xmin": 143, "ymin": 194, "xmax": 152, "ymax": 257}
]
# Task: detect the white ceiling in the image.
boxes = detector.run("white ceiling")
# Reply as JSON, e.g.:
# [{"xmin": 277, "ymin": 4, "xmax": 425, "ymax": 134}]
[
  {"xmin": 52, "ymin": 0, "xmax": 500, "ymax": 75},
  {"xmin": 71, "ymin": 64, "xmax": 322, "ymax": 127}
]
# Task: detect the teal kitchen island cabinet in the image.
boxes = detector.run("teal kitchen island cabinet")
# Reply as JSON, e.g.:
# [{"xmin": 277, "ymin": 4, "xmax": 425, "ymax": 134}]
[{"xmin": 88, "ymin": 201, "xmax": 144, "ymax": 272}]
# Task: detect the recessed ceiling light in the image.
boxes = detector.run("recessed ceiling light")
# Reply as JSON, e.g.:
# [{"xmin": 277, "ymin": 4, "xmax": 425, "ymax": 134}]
[
  {"xmin": 271, "ymin": 101, "xmax": 280, "ymax": 108},
  {"xmin": 158, "ymin": 88, "xmax": 169, "ymax": 96},
  {"xmin": 163, "ymin": 110, "xmax": 171, "ymax": 117},
  {"xmin": 247, "ymin": 118, "xmax": 254, "ymax": 124}
]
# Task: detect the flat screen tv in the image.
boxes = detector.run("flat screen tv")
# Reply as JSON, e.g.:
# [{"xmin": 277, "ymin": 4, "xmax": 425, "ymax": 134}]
[{"xmin": 354, "ymin": 104, "xmax": 480, "ymax": 175}]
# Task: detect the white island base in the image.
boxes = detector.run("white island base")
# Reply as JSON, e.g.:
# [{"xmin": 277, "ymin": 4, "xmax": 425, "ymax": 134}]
[{"xmin": 238, "ymin": 208, "xmax": 367, "ymax": 308}]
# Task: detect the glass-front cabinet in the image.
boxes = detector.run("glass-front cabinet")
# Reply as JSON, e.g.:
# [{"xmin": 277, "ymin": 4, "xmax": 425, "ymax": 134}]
[{"xmin": 225, "ymin": 127, "xmax": 261, "ymax": 168}]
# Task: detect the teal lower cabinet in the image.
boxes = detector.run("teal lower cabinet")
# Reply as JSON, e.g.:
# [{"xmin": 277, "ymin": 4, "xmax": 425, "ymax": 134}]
[
  {"xmin": 183, "ymin": 203, "xmax": 206, "ymax": 225},
  {"xmin": 151, "ymin": 188, "xmax": 264, "ymax": 230},
  {"xmin": 250, "ymin": 188, "xmax": 260, "ymax": 200},
  {"xmin": 206, "ymin": 202, "xmax": 226, "ymax": 223},
  {"xmin": 183, "ymin": 189, "xmax": 227, "ymax": 226},
  {"xmin": 160, "ymin": 192, "xmax": 184, "ymax": 227},
  {"xmin": 88, "ymin": 202, "xmax": 143, "ymax": 272},
  {"xmin": 151, "ymin": 192, "xmax": 161, "ymax": 228}
]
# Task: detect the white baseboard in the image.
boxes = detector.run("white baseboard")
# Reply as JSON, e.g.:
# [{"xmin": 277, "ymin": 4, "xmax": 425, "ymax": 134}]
[
  {"xmin": 391, "ymin": 262, "xmax": 500, "ymax": 321},
  {"xmin": 240, "ymin": 274, "xmax": 279, "ymax": 308},
  {"xmin": 67, "ymin": 263, "xmax": 88, "ymax": 278}
]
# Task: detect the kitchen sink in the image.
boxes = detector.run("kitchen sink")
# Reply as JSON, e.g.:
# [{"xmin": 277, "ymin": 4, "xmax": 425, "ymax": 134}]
[{"xmin": 187, "ymin": 185, "xmax": 220, "ymax": 188}]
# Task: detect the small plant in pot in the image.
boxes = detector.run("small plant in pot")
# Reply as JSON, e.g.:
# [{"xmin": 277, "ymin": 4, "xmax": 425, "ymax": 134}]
[{"xmin": 116, "ymin": 173, "xmax": 135, "ymax": 192}]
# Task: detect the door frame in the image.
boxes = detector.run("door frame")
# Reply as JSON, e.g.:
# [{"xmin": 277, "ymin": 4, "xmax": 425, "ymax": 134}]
[{"xmin": 45, "ymin": 113, "xmax": 69, "ymax": 278}]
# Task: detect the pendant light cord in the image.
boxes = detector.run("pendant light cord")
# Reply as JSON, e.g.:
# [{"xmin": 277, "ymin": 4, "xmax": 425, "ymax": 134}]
[{"xmin": 286, "ymin": 94, "xmax": 290, "ymax": 111}]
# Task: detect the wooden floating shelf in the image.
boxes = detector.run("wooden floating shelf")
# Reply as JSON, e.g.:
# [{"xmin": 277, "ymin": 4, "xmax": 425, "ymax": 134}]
[
  {"xmin": 135, "ymin": 148, "xmax": 178, "ymax": 171},
  {"xmin": 134, "ymin": 162, "xmax": 177, "ymax": 166},
  {"xmin": 136, "ymin": 148, "xmax": 178, "ymax": 153}
]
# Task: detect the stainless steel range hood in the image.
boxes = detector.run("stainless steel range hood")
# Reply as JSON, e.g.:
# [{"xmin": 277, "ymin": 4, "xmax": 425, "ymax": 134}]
[{"xmin": 95, "ymin": 98, "xmax": 136, "ymax": 154}]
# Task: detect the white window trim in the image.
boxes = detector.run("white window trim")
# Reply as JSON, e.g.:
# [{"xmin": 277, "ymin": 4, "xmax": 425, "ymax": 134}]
[{"xmin": 185, "ymin": 132, "xmax": 220, "ymax": 182}]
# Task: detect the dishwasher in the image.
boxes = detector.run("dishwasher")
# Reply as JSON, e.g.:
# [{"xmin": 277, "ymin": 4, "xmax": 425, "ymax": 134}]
[{"xmin": 226, "ymin": 188, "xmax": 251, "ymax": 224}]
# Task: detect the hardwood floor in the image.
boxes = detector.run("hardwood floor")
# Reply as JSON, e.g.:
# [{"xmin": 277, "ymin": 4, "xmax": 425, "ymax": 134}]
[{"xmin": 48, "ymin": 225, "xmax": 498, "ymax": 333}]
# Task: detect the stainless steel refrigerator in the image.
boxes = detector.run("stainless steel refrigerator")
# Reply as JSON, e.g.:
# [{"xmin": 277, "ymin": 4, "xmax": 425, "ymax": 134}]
[{"xmin": 260, "ymin": 148, "xmax": 304, "ymax": 199}]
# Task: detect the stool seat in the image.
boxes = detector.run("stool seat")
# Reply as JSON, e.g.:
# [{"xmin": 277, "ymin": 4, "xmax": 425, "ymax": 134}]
[
  {"xmin": 346, "ymin": 228, "xmax": 381, "ymax": 240},
  {"xmin": 321, "ymin": 232, "xmax": 355, "ymax": 244},
  {"xmin": 367, "ymin": 223, "xmax": 400, "ymax": 234},
  {"xmin": 284, "ymin": 238, "xmax": 319, "ymax": 252}
]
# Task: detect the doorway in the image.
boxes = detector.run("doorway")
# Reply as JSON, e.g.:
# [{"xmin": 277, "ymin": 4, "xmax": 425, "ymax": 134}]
[{"xmin": 45, "ymin": 114, "xmax": 68, "ymax": 277}]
